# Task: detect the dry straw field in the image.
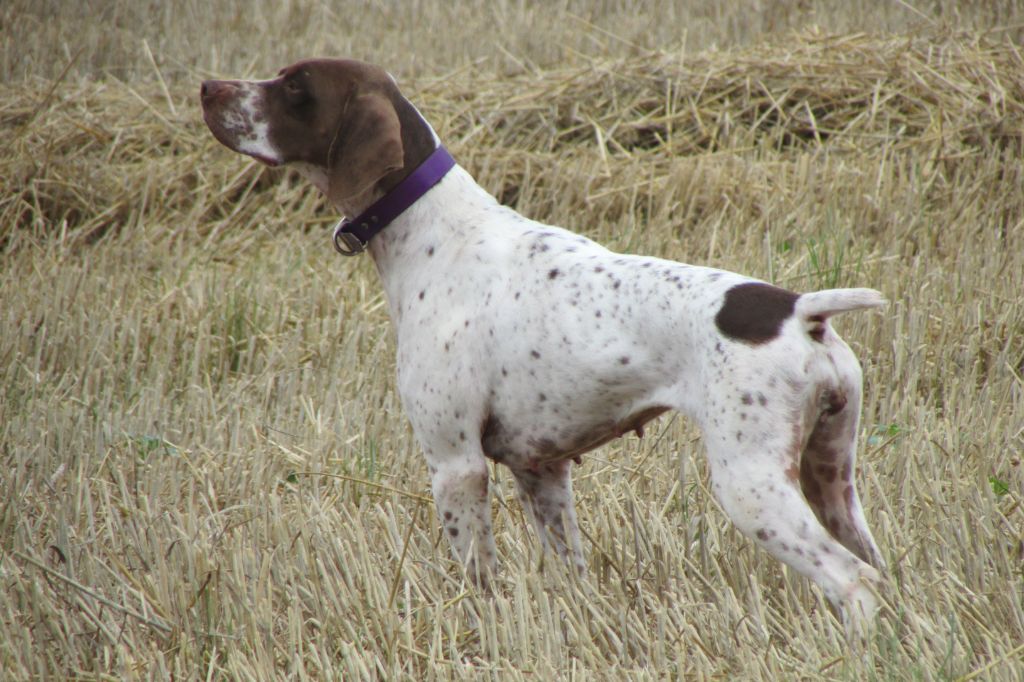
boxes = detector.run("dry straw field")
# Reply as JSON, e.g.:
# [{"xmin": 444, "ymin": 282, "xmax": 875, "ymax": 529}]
[{"xmin": 2, "ymin": 1, "xmax": 1023, "ymax": 679}]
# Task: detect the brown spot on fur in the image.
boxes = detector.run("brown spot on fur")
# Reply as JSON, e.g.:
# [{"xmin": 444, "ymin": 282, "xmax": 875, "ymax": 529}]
[
  {"xmin": 715, "ymin": 282, "xmax": 799, "ymax": 345},
  {"xmin": 526, "ymin": 406, "xmax": 669, "ymax": 462},
  {"xmin": 824, "ymin": 389, "xmax": 847, "ymax": 415},
  {"xmin": 808, "ymin": 315, "xmax": 826, "ymax": 342},
  {"xmin": 530, "ymin": 437, "xmax": 561, "ymax": 458},
  {"xmin": 816, "ymin": 464, "xmax": 838, "ymax": 483},
  {"xmin": 481, "ymin": 414, "xmax": 506, "ymax": 462},
  {"xmin": 800, "ymin": 458, "xmax": 825, "ymax": 507},
  {"xmin": 816, "ymin": 445, "xmax": 840, "ymax": 462}
]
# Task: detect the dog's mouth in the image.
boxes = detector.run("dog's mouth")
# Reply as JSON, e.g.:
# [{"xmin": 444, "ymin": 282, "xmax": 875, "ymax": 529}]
[
  {"xmin": 203, "ymin": 115, "xmax": 283, "ymax": 167},
  {"xmin": 246, "ymin": 152, "xmax": 280, "ymax": 167},
  {"xmin": 201, "ymin": 91, "xmax": 284, "ymax": 167}
]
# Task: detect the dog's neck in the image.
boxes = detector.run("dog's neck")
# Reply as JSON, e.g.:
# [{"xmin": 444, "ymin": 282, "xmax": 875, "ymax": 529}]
[
  {"xmin": 368, "ymin": 163, "xmax": 495, "ymax": 264},
  {"xmin": 331, "ymin": 146, "xmax": 456, "ymax": 256},
  {"xmin": 327, "ymin": 93, "xmax": 508, "ymax": 320},
  {"xmin": 366, "ymin": 164, "xmax": 503, "ymax": 322}
]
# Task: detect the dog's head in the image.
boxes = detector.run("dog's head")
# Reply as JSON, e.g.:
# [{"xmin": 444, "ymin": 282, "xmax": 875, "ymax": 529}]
[{"xmin": 201, "ymin": 59, "xmax": 434, "ymax": 214}]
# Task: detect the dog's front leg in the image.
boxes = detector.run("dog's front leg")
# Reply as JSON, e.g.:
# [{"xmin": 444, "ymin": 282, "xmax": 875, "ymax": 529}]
[
  {"xmin": 429, "ymin": 454, "xmax": 497, "ymax": 589},
  {"xmin": 510, "ymin": 459, "xmax": 586, "ymax": 575}
]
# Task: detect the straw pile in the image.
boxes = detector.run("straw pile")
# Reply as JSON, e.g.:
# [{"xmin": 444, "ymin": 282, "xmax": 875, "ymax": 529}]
[
  {"xmin": 3, "ymin": 30, "xmax": 1021, "ymax": 250},
  {"xmin": 435, "ymin": 30, "xmax": 1023, "ymax": 157}
]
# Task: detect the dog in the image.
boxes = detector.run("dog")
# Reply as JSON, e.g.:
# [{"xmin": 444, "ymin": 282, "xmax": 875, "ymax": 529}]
[{"xmin": 201, "ymin": 58, "xmax": 886, "ymax": 633}]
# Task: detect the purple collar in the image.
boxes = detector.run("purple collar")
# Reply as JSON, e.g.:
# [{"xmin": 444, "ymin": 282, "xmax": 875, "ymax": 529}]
[{"xmin": 332, "ymin": 146, "xmax": 456, "ymax": 256}]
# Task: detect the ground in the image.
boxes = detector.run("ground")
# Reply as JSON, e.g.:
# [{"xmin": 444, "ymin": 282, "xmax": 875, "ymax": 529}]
[{"xmin": 1, "ymin": 1, "xmax": 1022, "ymax": 679}]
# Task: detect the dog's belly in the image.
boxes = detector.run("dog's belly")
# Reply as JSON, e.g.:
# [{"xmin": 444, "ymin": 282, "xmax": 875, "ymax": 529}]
[{"xmin": 480, "ymin": 404, "xmax": 669, "ymax": 468}]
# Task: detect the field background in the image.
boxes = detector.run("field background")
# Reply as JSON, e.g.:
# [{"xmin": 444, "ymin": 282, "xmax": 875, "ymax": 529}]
[{"xmin": 2, "ymin": 1, "xmax": 1023, "ymax": 679}]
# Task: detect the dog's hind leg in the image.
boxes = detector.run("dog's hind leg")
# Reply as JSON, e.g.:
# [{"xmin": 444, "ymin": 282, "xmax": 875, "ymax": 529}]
[
  {"xmin": 799, "ymin": 380, "xmax": 885, "ymax": 571},
  {"xmin": 700, "ymin": 420, "xmax": 881, "ymax": 635}
]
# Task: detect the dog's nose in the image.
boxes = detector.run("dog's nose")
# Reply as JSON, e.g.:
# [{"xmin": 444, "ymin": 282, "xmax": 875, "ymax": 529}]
[{"xmin": 200, "ymin": 80, "xmax": 232, "ymax": 103}]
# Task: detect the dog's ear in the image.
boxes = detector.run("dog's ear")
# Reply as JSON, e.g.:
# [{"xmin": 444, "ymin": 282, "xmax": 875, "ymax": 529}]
[{"xmin": 327, "ymin": 92, "xmax": 404, "ymax": 209}]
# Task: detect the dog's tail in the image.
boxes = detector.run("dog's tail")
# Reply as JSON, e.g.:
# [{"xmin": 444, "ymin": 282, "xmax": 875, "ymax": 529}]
[
  {"xmin": 796, "ymin": 288, "xmax": 885, "ymax": 339},
  {"xmin": 797, "ymin": 288, "xmax": 886, "ymax": 319}
]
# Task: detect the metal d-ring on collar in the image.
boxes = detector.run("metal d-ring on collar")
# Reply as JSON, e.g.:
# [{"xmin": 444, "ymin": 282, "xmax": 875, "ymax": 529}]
[{"xmin": 332, "ymin": 145, "xmax": 456, "ymax": 256}]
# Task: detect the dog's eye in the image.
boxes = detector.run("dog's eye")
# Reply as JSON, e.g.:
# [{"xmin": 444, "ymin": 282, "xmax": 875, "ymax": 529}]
[{"xmin": 283, "ymin": 78, "xmax": 307, "ymax": 102}]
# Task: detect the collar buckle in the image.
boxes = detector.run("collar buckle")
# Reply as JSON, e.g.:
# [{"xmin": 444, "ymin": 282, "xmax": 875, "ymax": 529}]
[
  {"xmin": 328, "ymin": 145, "xmax": 456, "ymax": 257},
  {"xmin": 332, "ymin": 220, "xmax": 366, "ymax": 256}
]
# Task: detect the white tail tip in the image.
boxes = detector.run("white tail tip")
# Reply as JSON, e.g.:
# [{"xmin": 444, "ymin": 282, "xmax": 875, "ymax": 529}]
[{"xmin": 796, "ymin": 288, "xmax": 886, "ymax": 320}]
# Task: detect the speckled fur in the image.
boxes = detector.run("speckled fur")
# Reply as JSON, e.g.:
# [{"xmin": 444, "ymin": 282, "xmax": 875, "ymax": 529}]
[{"xmin": 201, "ymin": 59, "xmax": 887, "ymax": 635}]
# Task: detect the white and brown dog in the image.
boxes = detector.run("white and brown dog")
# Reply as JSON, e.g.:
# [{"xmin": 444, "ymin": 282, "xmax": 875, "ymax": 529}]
[{"xmin": 201, "ymin": 59, "xmax": 886, "ymax": 632}]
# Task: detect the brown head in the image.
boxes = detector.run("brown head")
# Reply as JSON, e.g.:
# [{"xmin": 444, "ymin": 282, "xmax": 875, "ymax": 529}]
[{"xmin": 200, "ymin": 59, "xmax": 437, "ymax": 214}]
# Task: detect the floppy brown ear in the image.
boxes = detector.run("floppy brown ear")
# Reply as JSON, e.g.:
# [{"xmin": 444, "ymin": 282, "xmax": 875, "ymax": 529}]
[{"xmin": 327, "ymin": 92, "xmax": 404, "ymax": 208}]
